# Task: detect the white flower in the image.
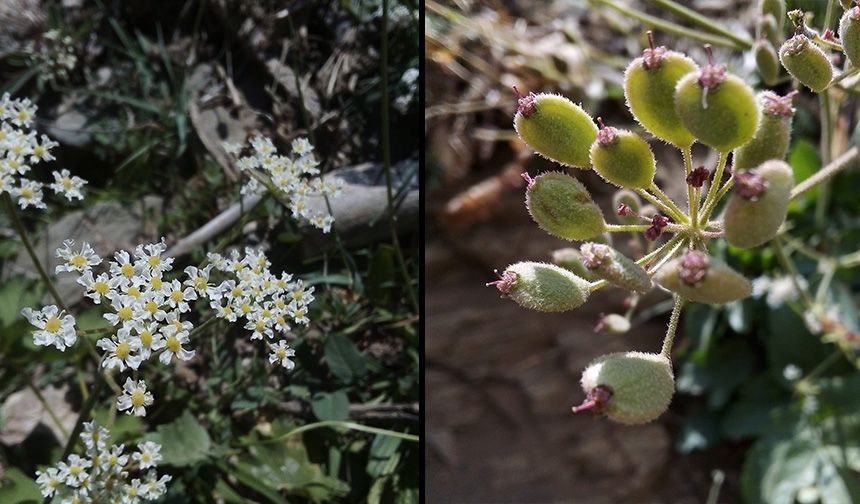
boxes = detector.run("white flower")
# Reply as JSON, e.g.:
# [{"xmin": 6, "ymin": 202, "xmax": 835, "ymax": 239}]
[
  {"xmin": 30, "ymin": 134, "xmax": 58, "ymax": 163},
  {"xmin": 244, "ymin": 314, "xmax": 273, "ymax": 340},
  {"xmin": 783, "ymin": 364, "xmax": 802, "ymax": 381},
  {"xmin": 117, "ymin": 378, "xmax": 153, "ymax": 417},
  {"xmin": 49, "ymin": 169, "xmax": 87, "ymax": 200},
  {"xmin": 12, "ymin": 179, "xmax": 46, "ymax": 209},
  {"xmin": 55, "ymin": 239, "xmax": 101, "ymax": 274},
  {"xmin": 210, "ymin": 299, "xmax": 238, "ymax": 322},
  {"xmin": 766, "ymin": 276, "xmax": 807, "ymax": 308},
  {"xmin": 11, "ymin": 97, "xmax": 36, "ymax": 127},
  {"xmin": 158, "ymin": 327, "xmax": 195, "ymax": 364},
  {"xmin": 109, "ymin": 250, "xmax": 139, "ymax": 282},
  {"xmin": 35, "ymin": 467, "xmax": 64, "ymax": 497},
  {"xmin": 101, "ymin": 443, "xmax": 129, "ymax": 474},
  {"xmin": 291, "ymin": 137, "xmax": 314, "ymax": 156},
  {"xmin": 268, "ymin": 340, "xmax": 295, "ymax": 370},
  {"xmin": 222, "ymin": 141, "xmax": 243, "ymax": 155},
  {"xmin": 134, "ymin": 238, "xmax": 173, "ymax": 276},
  {"xmin": 77, "ymin": 270, "xmax": 120, "ymax": 304},
  {"xmin": 287, "ymin": 300, "xmax": 310, "ymax": 325},
  {"xmin": 128, "ymin": 320, "xmax": 165, "ymax": 360},
  {"xmin": 21, "ymin": 305, "xmax": 77, "ymax": 351},
  {"xmin": 97, "ymin": 333, "xmax": 143, "ymax": 371},
  {"xmin": 56, "ymin": 454, "xmax": 91, "ymax": 487},
  {"xmin": 103, "ymin": 293, "xmax": 142, "ymax": 327},
  {"xmin": 0, "ymin": 173, "xmax": 13, "ymax": 193},
  {"xmin": 164, "ymin": 279, "xmax": 197, "ymax": 313},
  {"xmin": 184, "ymin": 264, "xmax": 213, "ymax": 294},
  {"xmin": 141, "ymin": 473, "xmax": 172, "ymax": 499},
  {"xmin": 133, "ymin": 441, "xmax": 163, "ymax": 469}
]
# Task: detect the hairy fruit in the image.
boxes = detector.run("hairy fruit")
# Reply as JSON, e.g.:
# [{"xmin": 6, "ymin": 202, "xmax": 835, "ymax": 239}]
[
  {"xmin": 779, "ymin": 34, "xmax": 834, "ymax": 93},
  {"xmin": 589, "ymin": 120, "xmax": 657, "ymax": 189},
  {"xmin": 580, "ymin": 242, "xmax": 652, "ymax": 294},
  {"xmin": 724, "ymin": 160, "xmax": 794, "ymax": 248},
  {"xmin": 733, "ymin": 91, "xmax": 795, "ymax": 170},
  {"xmin": 655, "ymin": 251, "xmax": 752, "ymax": 304},
  {"xmin": 525, "ymin": 171, "xmax": 606, "ymax": 240},
  {"xmin": 514, "ymin": 92, "xmax": 599, "ymax": 168},
  {"xmin": 488, "ymin": 262, "xmax": 591, "ymax": 312}
]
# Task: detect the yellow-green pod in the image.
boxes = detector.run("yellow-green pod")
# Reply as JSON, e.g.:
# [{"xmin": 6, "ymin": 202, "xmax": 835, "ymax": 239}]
[
  {"xmin": 761, "ymin": 0, "xmax": 785, "ymax": 32},
  {"xmin": 655, "ymin": 251, "xmax": 752, "ymax": 304},
  {"xmin": 755, "ymin": 39, "xmax": 781, "ymax": 86},
  {"xmin": 488, "ymin": 261, "xmax": 591, "ymax": 312},
  {"xmin": 733, "ymin": 91, "xmax": 795, "ymax": 170},
  {"xmin": 575, "ymin": 351, "xmax": 674, "ymax": 425},
  {"xmin": 779, "ymin": 34, "xmax": 833, "ymax": 93},
  {"xmin": 839, "ymin": 6, "xmax": 860, "ymax": 68},
  {"xmin": 623, "ymin": 34, "xmax": 698, "ymax": 147},
  {"xmin": 674, "ymin": 52, "xmax": 760, "ymax": 152},
  {"xmin": 758, "ymin": 14, "xmax": 781, "ymax": 48},
  {"xmin": 589, "ymin": 122, "xmax": 656, "ymax": 189},
  {"xmin": 524, "ymin": 171, "xmax": 605, "ymax": 241},
  {"xmin": 724, "ymin": 160, "xmax": 794, "ymax": 248},
  {"xmin": 513, "ymin": 92, "xmax": 598, "ymax": 168}
]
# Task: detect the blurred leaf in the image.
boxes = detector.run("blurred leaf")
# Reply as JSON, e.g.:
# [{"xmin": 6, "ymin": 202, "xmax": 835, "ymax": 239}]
[
  {"xmin": 310, "ymin": 391, "xmax": 350, "ymax": 421},
  {"xmin": 367, "ymin": 434, "xmax": 402, "ymax": 477},
  {"xmin": 367, "ymin": 244, "xmax": 395, "ymax": 307},
  {"xmin": 325, "ymin": 333, "xmax": 367, "ymax": 384},
  {"xmin": 788, "ymin": 139, "xmax": 820, "ymax": 211},
  {"xmin": 676, "ymin": 409, "xmax": 722, "ymax": 454},
  {"xmin": 0, "ymin": 467, "xmax": 41, "ymax": 503},
  {"xmin": 676, "ymin": 339, "xmax": 754, "ymax": 408},
  {"xmin": 0, "ymin": 276, "xmax": 42, "ymax": 328},
  {"xmin": 762, "ymin": 306, "xmax": 831, "ymax": 379},
  {"xmin": 146, "ymin": 410, "xmax": 212, "ymax": 466}
]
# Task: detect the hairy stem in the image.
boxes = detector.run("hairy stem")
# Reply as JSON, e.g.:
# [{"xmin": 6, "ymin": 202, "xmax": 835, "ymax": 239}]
[
  {"xmin": 698, "ymin": 151, "xmax": 728, "ymax": 223},
  {"xmin": 661, "ymin": 295, "xmax": 685, "ymax": 358},
  {"xmin": 772, "ymin": 236, "xmax": 816, "ymax": 310},
  {"xmin": 635, "ymin": 188, "xmax": 687, "ymax": 224},
  {"xmin": 646, "ymin": 0, "xmax": 753, "ymax": 49},
  {"xmin": 649, "ymin": 182, "xmax": 688, "ymax": 223},
  {"xmin": 682, "ymin": 145, "xmax": 698, "ymax": 227},
  {"xmin": 791, "ymin": 146, "xmax": 860, "ymax": 201},
  {"xmin": 699, "ymin": 175, "xmax": 734, "ymax": 225}
]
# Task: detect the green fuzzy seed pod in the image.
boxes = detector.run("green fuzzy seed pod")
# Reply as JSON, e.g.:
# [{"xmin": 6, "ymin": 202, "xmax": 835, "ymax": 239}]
[
  {"xmin": 551, "ymin": 248, "xmax": 598, "ymax": 281},
  {"xmin": 623, "ymin": 48, "xmax": 698, "ymax": 147},
  {"xmin": 675, "ymin": 72, "xmax": 760, "ymax": 152},
  {"xmin": 580, "ymin": 242, "xmax": 652, "ymax": 294},
  {"xmin": 502, "ymin": 262, "xmax": 591, "ymax": 312},
  {"xmin": 755, "ymin": 39, "xmax": 781, "ymax": 86},
  {"xmin": 655, "ymin": 252, "xmax": 752, "ymax": 304},
  {"xmin": 514, "ymin": 93, "xmax": 599, "ymax": 168},
  {"xmin": 758, "ymin": 14, "xmax": 781, "ymax": 48},
  {"xmin": 779, "ymin": 35, "xmax": 833, "ymax": 93},
  {"xmin": 580, "ymin": 351, "xmax": 674, "ymax": 425},
  {"xmin": 839, "ymin": 7, "xmax": 860, "ymax": 69},
  {"xmin": 733, "ymin": 91, "xmax": 794, "ymax": 170},
  {"xmin": 612, "ymin": 189, "xmax": 642, "ymax": 225},
  {"xmin": 761, "ymin": 0, "xmax": 785, "ymax": 32},
  {"xmin": 589, "ymin": 127, "xmax": 656, "ymax": 189},
  {"xmin": 724, "ymin": 160, "xmax": 794, "ymax": 248},
  {"xmin": 525, "ymin": 171, "xmax": 606, "ymax": 240}
]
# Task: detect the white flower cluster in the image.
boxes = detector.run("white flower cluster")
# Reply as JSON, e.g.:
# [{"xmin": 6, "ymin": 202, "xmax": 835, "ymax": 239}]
[
  {"xmin": 0, "ymin": 93, "xmax": 86, "ymax": 208},
  {"xmin": 206, "ymin": 247, "xmax": 312, "ymax": 370},
  {"xmin": 23, "ymin": 238, "xmax": 307, "ymax": 416},
  {"xmin": 751, "ymin": 275, "xmax": 808, "ymax": 308},
  {"xmin": 26, "ymin": 29, "xmax": 78, "ymax": 84},
  {"xmin": 223, "ymin": 136, "xmax": 342, "ymax": 233},
  {"xmin": 35, "ymin": 421, "xmax": 170, "ymax": 503}
]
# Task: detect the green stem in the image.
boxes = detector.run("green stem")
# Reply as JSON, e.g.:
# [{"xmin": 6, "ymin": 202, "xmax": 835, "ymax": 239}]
[
  {"xmin": 699, "ymin": 175, "xmax": 734, "ymax": 225},
  {"xmin": 646, "ymin": 0, "xmax": 753, "ymax": 49},
  {"xmin": 698, "ymin": 151, "xmax": 728, "ymax": 224},
  {"xmin": 791, "ymin": 146, "xmax": 859, "ymax": 201},
  {"xmin": 59, "ymin": 364, "xmax": 105, "ymax": 461},
  {"xmin": 649, "ymin": 182, "xmax": 688, "ymax": 223},
  {"xmin": 237, "ymin": 420, "xmax": 419, "ymax": 448},
  {"xmin": 828, "ymin": 66, "xmax": 860, "ymax": 89},
  {"xmin": 187, "ymin": 316, "xmax": 220, "ymax": 341},
  {"xmin": 772, "ymin": 236, "xmax": 816, "ymax": 310},
  {"xmin": 592, "ymin": 0, "xmax": 748, "ymax": 50},
  {"xmin": 635, "ymin": 188, "xmax": 687, "ymax": 224},
  {"xmin": 661, "ymin": 295, "xmax": 685, "ymax": 358},
  {"xmin": 605, "ymin": 223, "xmax": 651, "ymax": 233},
  {"xmin": 682, "ymin": 145, "xmax": 697, "ymax": 227},
  {"xmin": 637, "ymin": 233, "xmax": 685, "ymax": 267},
  {"xmin": 816, "ymin": 90, "xmax": 834, "ymax": 228},
  {"xmin": 3, "ymin": 193, "xmax": 67, "ymax": 311}
]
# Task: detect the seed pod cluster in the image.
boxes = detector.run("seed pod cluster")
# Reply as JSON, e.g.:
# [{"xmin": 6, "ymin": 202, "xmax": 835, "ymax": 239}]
[{"xmin": 779, "ymin": 34, "xmax": 833, "ymax": 93}]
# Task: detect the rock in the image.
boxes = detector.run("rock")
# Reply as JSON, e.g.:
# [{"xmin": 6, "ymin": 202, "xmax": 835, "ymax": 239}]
[
  {"xmin": 7, "ymin": 197, "xmax": 162, "ymax": 306},
  {"xmin": 0, "ymin": 385, "xmax": 75, "ymax": 446}
]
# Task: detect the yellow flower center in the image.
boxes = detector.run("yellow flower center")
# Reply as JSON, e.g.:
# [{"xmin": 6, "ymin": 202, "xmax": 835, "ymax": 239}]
[
  {"xmin": 45, "ymin": 317, "xmax": 61, "ymax": 333},
  {"xmin": 255, "ymin": 320, "xmax": 265, "ymax": 331},
  {"xmin": 166, "ymin": 335, "xmax": 180, "ymax": 352},
  {"xmin": 94, "ymin": 281, "xmax": 109, "ymax": 294},
  {"xmin": 127, "ymin": 286, "xmax": 141, "ymax": 298},
  {"xmin": 121, "ymin": 263, "xmax": 134, "ymax": 277},
  {"xmin": 275, "ymin": 299, "xmax": 286, "ymax": 309},
  {"xmin": 17, "ymin": 110, "xmax": 29, "ymax": 121},
  {"xmin": 151, "ymin": 276, "xmax": 163, "ymax": 289},
  {"xmin": 276, "ymin": 315, "xmax": 286, "ymax": 326},
  {"xmin": 194, "ymin": 277, "xmax": 207, "ymax": 289},
  {"xmin": 70, "ymin": 255, "xmax": 87, "ymax": 268},
  {"xmin": 62, "ymin": 178, "xmax": 73, "ymax": 189},
  {"xmin": 276, "ymin": 347, "xmax": 287, "ymax": 359},
  {"xmin": 144, "ymin": 300, "xmax": 158, "ymax": 314},
  {"xmin": 240, "ymin": 302, "xmax": 252, "ymax": 314},
  {"xmin": 131, "ymin": 388, "xmax": 146, "ymax": 407},
  {"xmin": 170, "ymin": 290, "xmax": 184, "ymax": 302},
  {"xmin": 33, "ymin": 145, "xmax": 44, "ymax": 157},
  {"xmin": 148, "ymin": 256, "xmax": 160, "ymax": 268},
  {"xmin": 118, "ymin": 306, "xmax": 133, "ymax": 321},
  {"xmin": 21, "ymin": 187, "xmax": 33, "ymax": 198},
  {"xmin": 140, "ymin": 330, "xmax": 152, "ymax": 347},
  {"xmin": 231, "ymin": 286, "xmax": 242, "ymax": 297},
  {"xmin": 8, "ymin": 159, "xmax": 18, "ymax": 169},
  {"xmin": 115, "ymin": 341, "xmax": 131, "ymax": 359},
  {"xmin": 69, "ymin": 465, "xmax": 81, "ymax": 476}
]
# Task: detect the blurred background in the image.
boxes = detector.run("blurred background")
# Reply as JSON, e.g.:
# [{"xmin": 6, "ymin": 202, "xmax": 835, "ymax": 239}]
[
  {"xmin": 426, "ymin": 1, "xmax": 860, "ymax": 502},
  {"xmin": 0, "ymin": 0, "xmax": 420, "ymax": 501}
]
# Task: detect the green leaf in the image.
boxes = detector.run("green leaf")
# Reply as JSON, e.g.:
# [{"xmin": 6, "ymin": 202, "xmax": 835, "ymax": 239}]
[
  {"xmin": 367, "ymin": 244, "xmax": 396, "ymax": 306},
  {"xmin": 310, "ymin": 391, "xmax": 350, "ymax": 421},
  {"xmin": 762, "ymin": 306, "xmax": 830, "ymax": 380},
  {"xmin": 0, "ymin": 276, "xmax": 42, "ymax": 328},
  {"xmin": 367, "ymin": 434, "xmax": 402, "ymax": 478},
  {"xmin": 787, "ymin": 139, "xmax": 820, "ymax": 210},
  {"xmin": 145, "ymin": 410, "xmax": 212, "ymax": 466},
  {"xmin": 0, "ymin": 468, "xmax": 41, "ymax": 503},
  {"xmin": 675, "ymin": 409, "xmax": 722, "ymax": 454},
  {"xmin": 324, "ymin": 333, "xmax": 367, "ymax": 384}
]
